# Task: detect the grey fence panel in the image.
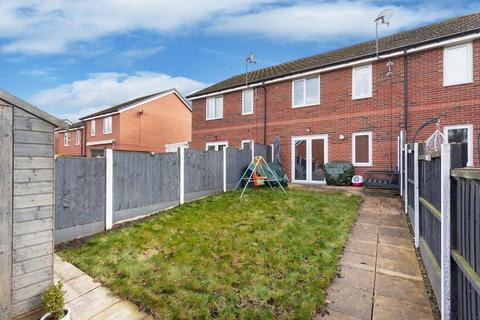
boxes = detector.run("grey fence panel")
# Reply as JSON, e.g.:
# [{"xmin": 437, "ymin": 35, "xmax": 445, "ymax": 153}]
[
  {"xmin": 113, "ymin": 151, "xmax": 180, "ymax": 223},
  {"xmin": 254, "ymin": 143, "xmax": 272, "ymax": 162},
  {"xmin": 184, "ymin": 149, "xmax": 223, "ymax": 201},
  {"xmin": 226, "ymin": 148, "xmax": 252, "ymax": 190},
  {"xmin": 55, "ymin": 157, "xmax": 106, "ymax": 243}
]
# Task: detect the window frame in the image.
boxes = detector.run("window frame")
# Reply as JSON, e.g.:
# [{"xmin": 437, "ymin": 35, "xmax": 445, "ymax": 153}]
[
  {"xmin": 91, "ymin": 120, "xmax": 96, "ymax": 136},
  {"xmin": 241, "ymin": 139, "xmax": 255, "ymax": 159},
  {"xmin": 63, "ymin": 132, "xmax": 70, "ymax": 146},
  {"xmin": 205, "ymin": 141, "xmax": 229, "ymax": 151},
  {"xmin": 352, "ymin": 131, "xmax": 373, "ymax": 167},
  {"xmin": 443, "ymin": 42, "xmax": 473, "ymax": 87},
  {"xmin": 443, "ymin": 124, "xmax": 474, "ymax": 166},
  {"xmin": 242, "ymin": 89, "xmax": 254, "ymax": 115},
  {"xmin": 103, "ymin": 116, "xmax": 112, "ymax": 134},
  {"xmin": 75, "ymin": 130, "xmax": 81, "ymax": 145},
  {"xmin": 206, "ymin": 96, "xmax": 224, "ymax": 120},
  {"xmin": 352, "ymin": 64, "xmax": 373, "ymax": 100},
  {"xmin": 291, "ymin": 76, "xmax": 320, "ymax": 108}
]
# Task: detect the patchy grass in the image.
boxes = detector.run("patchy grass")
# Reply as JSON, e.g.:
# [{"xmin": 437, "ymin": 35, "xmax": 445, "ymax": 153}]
[{"xmin": 58, "ymin": 189, "xmax": 362, "ymax": 319}]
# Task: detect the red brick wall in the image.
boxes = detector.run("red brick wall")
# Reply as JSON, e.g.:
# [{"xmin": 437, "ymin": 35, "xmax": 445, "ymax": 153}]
[
  {"xmin": 55, "ymin": 128, "xmax": 83, "ymax": 156},
  {"xmin": 192, "ymin": 40, "xmax": 480, "ymax": 180}
]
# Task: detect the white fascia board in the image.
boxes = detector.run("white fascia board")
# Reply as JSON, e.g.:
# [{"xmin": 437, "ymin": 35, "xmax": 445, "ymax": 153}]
[
  {"xmin": 86, "ymin": 139, "xmax": 115, "ymax": 146},
  {"xmin": 189, "ymin": 32, "xmax": 480, "ymax": 101},
  {"xmin": 56, "ymin": 127, "xmax": 84, "ymax": 133},
  {"xmin": 82, "ymin": 111, "xmax": 119, "ymax": 121}
]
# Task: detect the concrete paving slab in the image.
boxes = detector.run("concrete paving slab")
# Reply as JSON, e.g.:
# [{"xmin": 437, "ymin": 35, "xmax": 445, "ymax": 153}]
[
  {"xmin": 90, "ymin": 301, "xmax": 152, "ymax": 320},
  {"xmin": 319, "ymin": 309, "xmax": 364, "ymax": 319},
  {"xmin": 341, "ymin": 251, "xmax": 376, "ymax": 268},
  {"xmin": 62, "ymin": 274, "xmax": 101, "ymax": 303},
  {"xmin": 54, "ymin": 255, "xmax": 83, "ymax": 281},
  {"xmin": 349, "ymin": 229, "xmax": 378, "ymax": 243},
  {"xmin": 378, "ymin": 233, "xmax": 412, "ymax": 249},
  {"xmin": 377, "ymin": 257, "xmax": 422, "ymax": 279},
  {"xmin": 379, "ymin": 218, "xmax": 409, "ymax": 229},
  {"xmin": 65, "ymin": 286, "xmax": 120, "ymax": 320},
  {"xmin": 372, "ymin": 294, "xmax": 434, "ymax": 320},
  {"xmin": 326, "ymin": 284, "xmax": 372, "ymax": 320},
  {"xmin": 344, "ymin": 239, "xmax": 377, "ymax": 257},
  {"xmin": 377, "ymin": 244, "xmax": 417, "ymax": 263},
  {"xmin": 379, "ymin": 226, "xmax": 411, "ymax": 238},
  {"xmin": 354, "ymin": 222, "xmax": 379, "ymax": 234},
  {"xmin": 375, "ymin": 273, "xmax": 430, "ymax": 307},
  {"xmin": 335, "ymin": 265, "xmax": 375, "ymax": 293},
  {"xmin": 355, "ymin": 216, "xmax": 382, "ymax": 225}
]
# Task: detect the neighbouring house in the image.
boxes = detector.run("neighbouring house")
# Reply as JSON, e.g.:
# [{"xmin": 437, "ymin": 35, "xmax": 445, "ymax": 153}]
[
  {"xmin": 187, "ymin": 12, "xmax": 480, "ymax": 184},
  {"xmin": 55, "ymin": 120, "xmax": 84, "ymax": 156},
  {"xmin": 0, "ymin": 90, "xmax": 65, "ymax": 320},
  {"xmin": 54, "ymin": 89, "xmax": 192, "ymax": 157}
]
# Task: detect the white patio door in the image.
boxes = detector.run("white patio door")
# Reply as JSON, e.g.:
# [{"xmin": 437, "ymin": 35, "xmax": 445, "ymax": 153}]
[{"xmin": 291, "ymin": 134, "xmax": 328, "ymax": 183}]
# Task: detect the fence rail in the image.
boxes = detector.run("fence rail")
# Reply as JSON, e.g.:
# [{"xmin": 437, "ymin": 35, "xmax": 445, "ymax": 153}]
[{"xmin": 54, "ymin": 144, "xmax": 271, "ymax": 244}]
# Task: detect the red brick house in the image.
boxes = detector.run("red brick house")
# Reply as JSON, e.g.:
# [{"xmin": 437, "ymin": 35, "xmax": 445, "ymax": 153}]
[
  {"xmin": 55, "ymin": 121, "xmax": 84, "ymax": 156},
  {"xmin": 55, "ymin": 89, "xmax": 192, "ymax": 157},
  {"xmin": 187, "ymin": 13, "xmax": 480, "ymax": 184}
]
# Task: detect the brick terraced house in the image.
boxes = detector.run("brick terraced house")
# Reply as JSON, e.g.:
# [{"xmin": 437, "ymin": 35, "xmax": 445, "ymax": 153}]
[
  {"xmin": 55, "ymin": 89, "xmax": 192, "ymax": 157},
  {"xmin": 187, "ymin": 12, "xmax": 480, "ymax": 184}
]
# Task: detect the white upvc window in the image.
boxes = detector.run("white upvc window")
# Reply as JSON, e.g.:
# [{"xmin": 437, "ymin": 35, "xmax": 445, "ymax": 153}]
[
  {"xmin": 242, "ymin": 89, "xmax": 254, "ymax": 115},
  {"xmin": 444, "ymin": 124, "xmax": 474, "ymax": 166},
  {"xmin": 352, "ymin": 64, "xmax": 372, "ymax": 100},
  {"xmin": 292, "ymin": 76, "xmax": 320, "ymax": 108},
  {"xmin": 443, "ymin": 42, "xmax": 473, "ymax": 86},
  {"xmin": 352, "ymin": 131, "xmax": 373, "ymax": 166},
  {"xmin": 241, "ymin": 139, "xmax": 254, "ymax": 150},
  {"xmin": 63, "ymin": 132, "xmax": 70, "ymax": 146},
  {"xmin": 76, "ymin": 130, "xmax": 81, "ymax": 145},
  {"xmin": 206, "ymin": 141, "xmax": 228, "ymax": 151},
  {"xmin": 91, "ymin": 120, "xmax": 96, "ymax": 136},
  {"xmin": 206, "ymin": 96, "xmax": 223, "ymax": 120},
  {"xmin": 103, "ymin": 116, "xmax": 112, "ymax": 134}
]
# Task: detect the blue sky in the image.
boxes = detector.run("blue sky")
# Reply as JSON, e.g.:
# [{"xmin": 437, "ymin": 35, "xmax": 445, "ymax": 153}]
[{"xmin": 0, "ymin": 0, "xmax": 479, "ymax": 120}]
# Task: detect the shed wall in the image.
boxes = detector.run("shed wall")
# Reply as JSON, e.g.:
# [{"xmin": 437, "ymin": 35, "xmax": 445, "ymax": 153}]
[{"xmin": 12, "ymin": 107, "xmax": 54, "ymax": 318}]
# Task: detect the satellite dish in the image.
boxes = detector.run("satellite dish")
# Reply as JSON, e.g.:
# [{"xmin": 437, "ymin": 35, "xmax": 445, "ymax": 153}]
[
  {"xmin": 246, "ymin": 53, "xmax": 256, "ymax": 64},
  {"xmin": 375, "ymin": 9, "xmax": 393, "ymax": 26},
  {"xmin": 245, "ymin": 52, "xmax": 256, "ymax": 86}
]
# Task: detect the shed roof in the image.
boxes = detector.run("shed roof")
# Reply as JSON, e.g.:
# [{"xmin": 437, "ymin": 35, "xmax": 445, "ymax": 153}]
[
  {"xmin": 187, "ymin": 12, "xmax": 480, "ymax": 98},
  {"xmin": 0, "ymin": 90, "xmax": 66, "ymax": 128}
]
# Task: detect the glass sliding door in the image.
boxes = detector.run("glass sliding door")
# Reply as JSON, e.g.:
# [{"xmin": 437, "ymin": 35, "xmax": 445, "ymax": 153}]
[{"xmin": 292, "ymin": 135, "xmax": 328, "ymax": 183}]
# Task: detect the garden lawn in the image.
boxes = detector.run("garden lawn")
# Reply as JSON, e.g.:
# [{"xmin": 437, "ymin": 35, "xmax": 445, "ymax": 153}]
[{"xmin": 58, "ymin": 189, "xmax": 362, "ymax": 319}]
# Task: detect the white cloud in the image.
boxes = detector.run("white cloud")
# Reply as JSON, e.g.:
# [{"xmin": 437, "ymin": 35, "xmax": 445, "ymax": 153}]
[
  {"xmin": 209, "ymin": 2, "xmax": 469, "ymax": 42},
  {"xmin": 30, "ymin": 72, "xmax": 208, "ymax": 121},
  {"xmin": 0, "ymin": 0, "xmax": 274, "ymax": 54}
]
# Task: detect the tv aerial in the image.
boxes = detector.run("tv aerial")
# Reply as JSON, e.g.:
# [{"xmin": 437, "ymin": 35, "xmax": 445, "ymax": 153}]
[
  {"xmin": 245, "ymin": 52, "xmax": 256, "ymax": 86},
  {"xmin": 375, "ymin": 9, "xmax": 393, "ymax": 58}
]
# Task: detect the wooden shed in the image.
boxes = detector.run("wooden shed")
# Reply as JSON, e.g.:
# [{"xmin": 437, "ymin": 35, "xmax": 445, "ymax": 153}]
[{"xmin": 0, "ymin": 91, "xmax": 65, "ymax": 319}]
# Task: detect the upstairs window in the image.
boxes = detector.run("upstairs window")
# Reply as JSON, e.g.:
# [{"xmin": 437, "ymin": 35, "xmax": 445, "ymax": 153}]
[
  {"xmin": 352, "ymin": 65, "xmax": 372, "ymax": 99},
  {"xmin": 76, "ymin": 130, "xmax": 81, "ymax": 145},
  {"xmin": 352, "ymin": 131, "xmax": 372, "ymax": 166},
  {"xmin": 63, "ymin": 132, "xmax": 70, "ymax": 146},
  {"xmin": 103, "ymin": 116, "xmax": 112, "ymax": 134},
  {"xmin": 242, "ymin": 90, "xmax": 254, "ymax": 115},
  {"xmin": 91, "ymin": 120, "xmax": 96, "ymax": 136},
  {"xmin": 292, "ymin": 76, "xmax": 320, "ymax": 107},
  {"xmin": 206, "ymin": 96, "xmax": 223, "ymax": 120},
  {"xmin": 444, "ymin": 42, "xmax": 473, "ymax": 86}
]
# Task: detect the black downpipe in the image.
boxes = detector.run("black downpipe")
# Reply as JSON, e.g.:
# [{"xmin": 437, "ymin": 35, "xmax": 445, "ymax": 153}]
[
  {"xmin": 403, "ymin": 49, "xmax": 408, "ymax": 138},
  {"xmin": 262, "ymin": 84, "xmax": 267, "ymax": 144}
]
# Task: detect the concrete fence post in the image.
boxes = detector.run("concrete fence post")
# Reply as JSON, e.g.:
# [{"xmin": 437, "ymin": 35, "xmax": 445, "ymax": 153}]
[
  {"xmin": 440, "ymin": 143, "xmax": 451, "ymax": 320},
  {"xmin": 404, "ymin": 144, "xmax": 408, "ymax": 214},
  {"xmin": 399, "ymin": 130, "xmax": 404, "ymax": 197},
  {"xmin": 105, "ymin": 149, "xmax": 113, "ymax": 230},
  {"xmin": 179, "ymin": 147, "xmax": 185, "ymax": 204},
  {"xmin": 413, "ymin": 143, "xmax": 420, "ymax": 248},
  {"xmin": 223, "ymin": 147, "xmax": 227, "ymax": 192}
]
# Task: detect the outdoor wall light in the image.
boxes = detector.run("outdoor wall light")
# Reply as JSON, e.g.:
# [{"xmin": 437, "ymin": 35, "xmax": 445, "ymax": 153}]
[
  {"xmin": 306, "ymin": 127, "xmax": 311, "ymax": 133},
  {"xmin": 339, "ymin": 134, "xmax": 345, "ymax": 140}
]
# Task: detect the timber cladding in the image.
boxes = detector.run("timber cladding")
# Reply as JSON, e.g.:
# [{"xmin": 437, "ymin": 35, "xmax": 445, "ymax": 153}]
[{"xmin": 0, "ymin": 105, "xmax": 55, "ymax": 320}]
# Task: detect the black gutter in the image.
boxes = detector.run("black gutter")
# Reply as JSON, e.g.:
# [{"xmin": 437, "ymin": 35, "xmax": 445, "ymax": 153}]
[
  {"xmin": 403, "ymin": 49, "xmax": 408, "ymax": 137},
  {"xmin": 188, "ymin": 29, "xmax": 480, "ymax": 99}
]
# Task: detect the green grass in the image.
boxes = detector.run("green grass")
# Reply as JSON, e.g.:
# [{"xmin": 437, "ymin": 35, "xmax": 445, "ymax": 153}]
[{"xmin": 58, "ymin": 189, "xmax": 362, "ymax": 319}]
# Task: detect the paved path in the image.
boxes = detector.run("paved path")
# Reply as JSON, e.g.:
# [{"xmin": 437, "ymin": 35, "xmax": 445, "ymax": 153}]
[
  {"xmin": 319, "ymin": 193, "xmax": 435, "ymax": 320},
  {"xmin": 54, "ymin": 255, "xmax": 152, "ymax": 320}
]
